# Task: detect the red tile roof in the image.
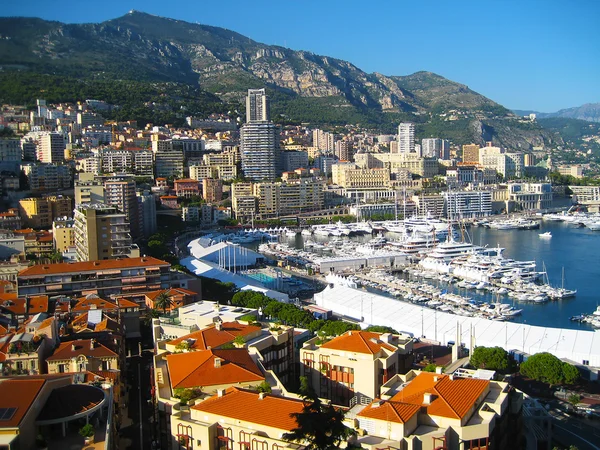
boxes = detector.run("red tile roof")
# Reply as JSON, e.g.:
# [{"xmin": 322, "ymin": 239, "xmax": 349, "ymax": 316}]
[
  {"xmin": 168, "ymin": 322, "xmax": 261, "ymax": 351},
  {"xmin": 18, "ymin": 257, "xmax": 169, "ymax": 276},
  {"xmin": 0, "ymin": 295, "xmax": 48, "ymax": 315},
  {"xmin": 357, "ymin": 399, "xmax": 420, "ymax": 424},
  {"xmin": 166, "ymin": 348, "xmax": 264, "ymax": 389},
  {"xmin": 320, "ymin": 331, "xmax": 396, "ymax": 354},
  {"xmin": 47, "ymin": 339, "xmax": 118, "ymax": 361},
  {"xmin": 192, "ymin": 387, "xmax": 303, "ymax": 431},
  {"xmin": 390, "ymin": 372, "xmax": 490, "ymax": 419},
  {"xmin": 145, "ymin": 288, "xmax": 197, "ymax": 301},
  {"xmin": 72, "ymin": 296, "xmax": 118, "ymax": 312},
  {"xmin": 0, "ymin": 378, "xmax": 46, "ymax": 427}
]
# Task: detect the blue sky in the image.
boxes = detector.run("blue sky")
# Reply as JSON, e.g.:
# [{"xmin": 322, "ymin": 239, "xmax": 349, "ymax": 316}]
[{"xmin": 3, "ymin": 0, "xmax": 599, "ymax": 112}]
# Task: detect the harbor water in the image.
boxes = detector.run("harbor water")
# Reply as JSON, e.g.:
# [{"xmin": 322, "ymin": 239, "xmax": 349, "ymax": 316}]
[{"xmin": 270, "ymin": 220, "xmax": 600, "ymax": 331}]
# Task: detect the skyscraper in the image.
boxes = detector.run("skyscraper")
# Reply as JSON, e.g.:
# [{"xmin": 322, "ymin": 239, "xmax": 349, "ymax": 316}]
[
  {"xmin": 422, "ymin": 138, "xmax": 450, "ymax": 159},
  {"xmin": 241, "ymin": 89, "xmax": 281, "ymax": 181},
  {"xmin": 38, "ymin": 132, "xmax": 66, "ymax": 163},
  {"xmin": 397, "ymin": 123, "xmax": 415, "ymax": 154},
  {"xmin": 246, "ymin": 88, "xmax": 270, "ymax": 122}
]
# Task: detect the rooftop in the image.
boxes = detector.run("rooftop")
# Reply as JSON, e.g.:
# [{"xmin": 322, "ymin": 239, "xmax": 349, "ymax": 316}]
[
  {"xmin": 46, "ymin": 339, "xmax": 118, "ymax": 361},
  {"xmin": 357, "ymin": 399, "xmax": 420, "ymax": 424},
  {"xmin": 320, "ymin": 330, "xmax": 397, "ymax": 355},
  {"xmin": 166, "ymin": 348, "xmax": 264, "ymax": 389},
  {"xmin": 0, "ymin": 378, "xmax": 46, "ymax": 427},
  {"xmin": 18, "ymin": 256, "xmax": 169, "ymax": 276},
  {"xmin": 37, "ymin": 384, "xmax": 105, "ymax": 422},
  {"xmin": 192, "ymin": 387, "xmax": 303, "ymax": 431},
  {"xmin": 167, "ymin": 322, "xmax": 261, "ymax": 351}
]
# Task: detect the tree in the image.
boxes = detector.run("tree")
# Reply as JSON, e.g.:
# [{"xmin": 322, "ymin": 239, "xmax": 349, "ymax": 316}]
[
  {"xmin": 470, "ymin": 346, "xmax": 510, "ymax": 372},
  {"xmin": 142, "ymin": 308, "xmax": 161, "ymax": 326},
  {"xmin": 256, "ymin": 381, "xmax": 272, "ymax": 394},
  {"xmin": 283, "ymin": 376, "xmax": 351, "ymax": 450},
  {"xmin": 568, "ymin": 394, "xmax": 582, "ymax": 407},
  {"xmin": 154, "ymin": 291, "xmax": 174, "ymax": 314},
  {"xmin": 365, "ymin": 325, "xmax": 399, "ymax": 334},
  {"xmin": 520, "ymin": 352, "xmax": 579, "ymax": 385}
]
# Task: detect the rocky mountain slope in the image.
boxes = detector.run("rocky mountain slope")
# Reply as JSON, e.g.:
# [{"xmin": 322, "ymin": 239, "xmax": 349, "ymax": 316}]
[
  {"xmin": 0, "ymin": 11, "xmax": 560, "ymax": 148},
  {"xmin": 514, "ymin": 103, "xmax": 600, "ymax": 123}
]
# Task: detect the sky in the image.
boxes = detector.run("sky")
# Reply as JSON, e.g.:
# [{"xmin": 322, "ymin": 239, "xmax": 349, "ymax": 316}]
[{"xmin": 2, "ymin": 0, "xmax": 599, "ymax": 112}]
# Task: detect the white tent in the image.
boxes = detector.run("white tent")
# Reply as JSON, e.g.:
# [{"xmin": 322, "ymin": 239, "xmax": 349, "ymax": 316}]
[{"xmin": 315, "ymin": 284, "xmax": 600, "ymax": 367}]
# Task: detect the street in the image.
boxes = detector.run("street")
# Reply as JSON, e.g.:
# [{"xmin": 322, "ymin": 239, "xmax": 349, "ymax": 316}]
[{"xmin": 546, "ymin": 401, "xmax": 600, "ymax": 450}]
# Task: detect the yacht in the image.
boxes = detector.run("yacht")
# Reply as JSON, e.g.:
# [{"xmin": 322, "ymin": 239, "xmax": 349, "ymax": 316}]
[{"xmin": 539, "ymin": 232, "xmax": 552, "ymax": 239}]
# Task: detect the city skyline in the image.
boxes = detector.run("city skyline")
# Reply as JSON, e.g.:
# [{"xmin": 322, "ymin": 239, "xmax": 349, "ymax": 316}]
[{"xmin": 2, "ymin": 0, "xmax": 599, "ymax": 112}]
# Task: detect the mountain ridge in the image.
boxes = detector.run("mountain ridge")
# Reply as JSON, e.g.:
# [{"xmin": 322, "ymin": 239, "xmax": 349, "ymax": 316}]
[
  {"xmin": 0, "ymin": 11, "xmax": 559, "ymax": 148},
  {"xmin": 513, "ymin": 103, "xmax": 600, "ymax": 123}
]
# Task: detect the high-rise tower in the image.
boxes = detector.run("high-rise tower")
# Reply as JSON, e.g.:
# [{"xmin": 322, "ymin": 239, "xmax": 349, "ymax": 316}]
[
  {"xmin": 397, "ymin": 123, "xmax": 415, "ymax": 154},
  {"xmin": 241, "ymin": 89, "xmax": 281, "ymax": 181}
]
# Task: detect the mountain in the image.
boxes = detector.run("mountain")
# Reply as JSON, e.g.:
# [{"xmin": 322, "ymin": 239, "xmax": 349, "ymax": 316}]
[
  {"xmin": 0, "ymin": 11, "xmax": 558, "ymax": 148},
  {"xmin": 513, "ymin": 104, "xmax": 600, "ymax": 123}
]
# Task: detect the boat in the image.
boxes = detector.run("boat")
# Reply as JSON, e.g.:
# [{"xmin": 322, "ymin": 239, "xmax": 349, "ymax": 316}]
[{"xmin": 538, "ymin": 232, "xmax": 552, "ymax": 239}]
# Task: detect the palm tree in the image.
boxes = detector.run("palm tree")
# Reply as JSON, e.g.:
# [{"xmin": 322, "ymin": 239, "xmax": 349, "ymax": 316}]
[
  {"xmin": 142, "ymin": 308, "xmax": 161, "ymax": 326},
  {"xmin": 154, "ymin": 291, "xmax": 174, "ymax": 314}
]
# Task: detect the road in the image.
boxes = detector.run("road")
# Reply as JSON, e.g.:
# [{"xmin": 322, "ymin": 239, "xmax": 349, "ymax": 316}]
[{"xmin": 546, "ymin": 402, "xmax": 600, "ymax": 450}]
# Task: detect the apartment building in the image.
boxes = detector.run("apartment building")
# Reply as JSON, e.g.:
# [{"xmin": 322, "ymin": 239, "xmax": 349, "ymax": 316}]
[
  {"xmin": 506, "ymin": 182, "xmax": 552, "ymax": 211},
  {"xmin": 354, "ymin": 153, "xmax": 439, "ymax": 178},
  {"xmin": 300, "ymin": 330, "xmax": 414, "ymax": 406},
  {"xmin": 231, "ymin": 183, "xmax": 257, "ymax": 222},
  {"xmin": 445, "ymin": 191, "xmax": 492, "ymax": 218},
  {"xmin": 16, "ymin": 229, "xmax": 54, "ymax": 258},
  {"xmin": 22, "ymin": 163, "xmax": 71, "ymax": 192},
  {"xmin": 154, "ymin": 149, "xmax": 184, "ymax": 178},
  {"xmin": 18, "ymin": 198, "xmax": 52, "ymax": 229},
  {"xmin": 397, "ymin": 122, "xmax": 415, "ymax": 154},
  {"xmin": 0, "ymin": 230, "xmax": 25, "ymax": 259},
  {"xmin": 202, "ymin": 178, "xmax": 223, "ymax": 203},
  {"xmin": 332, "ymin": 163, "xmax": 391, "ymax": 189},
  {"xmin": 17, "ymin": 256, "xmax": 171, "ymax": 298},
  {"xmin": 422, "ymin": 138, "xmax": 450, "ymax": 159},
  {"xmin": 353, "ymin": 370, "xmax": 520, "ymax": 450},
  {"xmin": 445, "ymin": 165, "xmax": 497, "ymax": 187},
  {"xmin": 73, "ymin": 204, "xmax": 138, "ymax": 261},
  {"xmin": 100, "ymin": 149, "xmax": 132, "ymax": 173},
  {"xmin": 37, "ymin": 132, "xmax": 65, "ymax": 163},
  {"xmin": 174, "ymin": 178, "xmax": 201, "ymax": 198},
  {"xmin": 0, "ymin": 138, "xmax": 21, "ymax": 164},
  {"xmin": 137, "ymin": 190, "xmax": 158, "ymax": 237},
  {"xmin": 282, "ymin": 149, "xmax": 309, "ymax": 172},
  {"xmin": 558, "ymin": 164, "xmax": 584, "ymax": 178},
  {"xmin": 74, "ymin": 179, "xmax": 105, "ymax": 205},
  {"xmin": 52, "ymin": 217, "xmax": 75, "ymax": 252},
  {"xmin": 0, "ymin": 209, "xmax": 22, "ymax": 230},
  {"xmin": 253, "ymin": 178, "xmax": 325, "ymax": 218},
  {"xmin": 104, "ymin": 178, "xmax": 141, "ymax": 238},
  {"xmin": 462, "ymin": 143, "xmax": 480, "ymax": 163},
  {"xmin": 46, "ymin": 339, "xmax": 119, "ymax": 374}
]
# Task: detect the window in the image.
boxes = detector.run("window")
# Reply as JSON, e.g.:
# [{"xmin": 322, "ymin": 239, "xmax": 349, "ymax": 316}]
[{"xmin": 58, "ymin": 364, "xmax": 66, "ymax": 373}]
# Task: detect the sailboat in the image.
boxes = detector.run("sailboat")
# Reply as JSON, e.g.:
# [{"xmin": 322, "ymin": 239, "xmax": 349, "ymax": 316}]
[{"xmin": 555, "ymin": 267, "xmax": 577, "ymax": 299}]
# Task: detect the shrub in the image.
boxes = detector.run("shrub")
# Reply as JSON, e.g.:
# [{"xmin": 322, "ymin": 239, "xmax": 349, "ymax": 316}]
[{"xmin": 79, "ymin": 424, "xmax": 95, "ymax": 438}]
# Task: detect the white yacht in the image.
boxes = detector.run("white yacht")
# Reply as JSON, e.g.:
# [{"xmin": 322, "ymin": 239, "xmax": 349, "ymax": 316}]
[{"xmin": 539, "ymin": 232, "xmax": 552, "ymax": 239}]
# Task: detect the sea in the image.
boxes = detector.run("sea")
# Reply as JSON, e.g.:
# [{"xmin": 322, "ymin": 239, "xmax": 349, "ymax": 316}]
[{"xmin": 269, "ymin": 221, "xmax": 600, "ymax": 332}]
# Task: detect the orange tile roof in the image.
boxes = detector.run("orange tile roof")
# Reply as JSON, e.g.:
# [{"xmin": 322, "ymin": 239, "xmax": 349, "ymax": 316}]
[
  {"xmin": 18, "ymin": 256, "xmax": 169, "ymax": 276},
  {"xmin": 320, "ymin": 331, "xmax": 396, "ymax": 354},
  {"xmin": 168, "ymin": 322, "xmax": 261, "ymax": 351},
  {"xmin": 390, "ymin": 372, "xmax": 490, "ymax": 419},
  {"xmin": 145, "ymin": 288, "xmax": 196, "ymax": 301},
  {"xmin": 166, "ymin": 348, "xmax": 264, "ymax": 389},
  {"xmin": 116, "ymin": 298, "xmax": 139, "ymax": 308},
  {"xmin": 0, "ymin": 378, "xmax": 46, "ymax": 427},
  {"xmin": 357, "ymin": 400, "xmax": 420, "ymax": 424},
  {"xmin": 0, "ymin": 295, "xmax": 48, "ymax": 315},
  {"xmin": 47, "ymin": 339, "xmax": 118, "ymax": 361},
  {"xmin": 192, "ymin": 387, "xmax": 303, "ymax": 431},
  {"xmin": 72, "ymin": 296, "xmax": 118, "ymax": 312}
]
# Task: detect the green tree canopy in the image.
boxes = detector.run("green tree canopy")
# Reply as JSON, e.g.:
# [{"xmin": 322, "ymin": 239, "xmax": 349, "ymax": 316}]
[
  {"xmin": 470, "ymin": 346, "xmax": 510, "ymax": 372},
  {"xmin": 154, "ymin": 291, "xmax": 174, "ymax": 314},
  {"xmin": 283, "ymin": 377, "xmax": 351, "ymax": 450},
  {"xmin": 520, "ymin": 352, "xmax": 579, "ymax": 385},
  {"xmin": 365, "ymin": 325, "xmax": 399, "ymax": 334}
]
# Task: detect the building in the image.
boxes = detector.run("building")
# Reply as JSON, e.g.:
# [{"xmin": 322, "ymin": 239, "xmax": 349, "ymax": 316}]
[
  {"xmin": 240, "ymin": 122, "xmax": 281, "ymax": 181},
  {"xmin": 73, "ymin": 204, "xmax": 138, "ymax": 261},
  {"xmin": 462, "ymin": 144, "xmax": 480, "ymax": 164},
  {"xmin": 154, "ymin": 149, "xmax": 184, "ymax": 178},
  {"xmin": 506, "ymin": 183, "xmax": 552, "ymax": 211},
  {"xmin": 335, "ymin": 139, "xmax": 353, "ymax": 161},
  {"xmin": 0, "ymin": 138, "xmax": 21, "ymax": 165},
  {"xmin": 246, "ymin": 88, "xmax": 270, "ymax": 122},
  {"xmin": 145, "ymin": 287, "xmax": 199, "ymax": 311},
  {"xmin": 313, "ymin": 129, "xmax": 335, "ymax": 152},
  {"xmin": 300, "ymin": 330, "xmax": 414, "ymax": 406},
  {"xmin": 0, "ymin": 209, "xmax": 22, "ymax": 230},
  {"xmin": 137, "ymin": 190, "xmax": 157, "ymax": 237},
  {"xmin": 397, "ymin": 123, "xmax": 415, "ymax": 154},
  {"xmin": 354, "ymin": 153, "xmax": 439, "ymax": 178},
  {"xmin": 282, "ymin": 150, "xmax": 309, "ymax": 172},
  {"xmin": 231, "ymin": 183, "xmax": 257, "ymax": 223},
  {"xmin": 46, "ymin": 195, "xmax": 73, "ymax": 219},
  {"xmin": 74, "ymin": 178, "xmax": 104, "ymax": 205},
  {"xmin": 0, "ymin": 231, "xmax": 25, "ymax": 259},
  {"xmin": 353, "ymin": 370, "xmax": 519, "ymax": 450},
  {"xmin": 422, "ymin": 138, "xmax": 450, "ymax": 159},
  {"xmin": 558, "ymin": 165, "xmax": 584, "ymax": 178},
  {"xmin": 38, "ymin": 132, "xmax": 65, "ymax": 163},
  {"xmin": 445, "ymin": 165, "xmax": 497, "ymax": 187},
  {"xmin": 253, "ymin": 178, "xmax": 326, "ymax": 218},
  {"xmin": 480, "ymin": 152, "xmax": 524, "ymax": 180},
  {"xmin": 46, "ymin": 339, "xmax": 119, "ymax": 374},
  {"xmin": 17, "ymin": 256, "xmax": 172, "ymax": 299},
  {"xmin": 174, "ymin": 178, "xmax": 201, "ymax": 198},
  {"xmin": 104, "ymin": 178, "xmax": 141, "ymax": 238},
  {"xmin": 332, "ymin": 163, "xmax": 391, "ymax": 189},
  {"xmin": 570, "ymin": 185, "xmax": 600, "ymax": 211},
  {"xmin": 52, "ymin": 217, "xmax": 75, "ymax": 252},
  {"xmin": 22, "ymin": 163, "xmax": 71, "ymax": 192},
  {"xmin": 202, "ymin": 178, "xmax": 223, "ymax": 203},
  {"xmin": 240, "ymin": 89, "xmax": 281, "ymax": 181},
  {"xmin": 445, "ymin": 191, "xmax": 492, "ymax": 218},
  {"xmin": 190, "ymin": 165, "xmax": 217, "ymax": 180},
  {"xmin": 18, "ymin": 198, "xmax": 52, "ymax": 229},
  {"xmin": 168, "ymin": 387, "xmax": 307, "ymax": 450}
]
